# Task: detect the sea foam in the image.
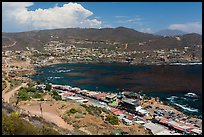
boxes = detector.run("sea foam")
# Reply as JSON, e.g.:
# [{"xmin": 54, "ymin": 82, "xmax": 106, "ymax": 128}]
[{"xmin": 174, "ymin": 103, "xmax": 198, "ymax": 112}]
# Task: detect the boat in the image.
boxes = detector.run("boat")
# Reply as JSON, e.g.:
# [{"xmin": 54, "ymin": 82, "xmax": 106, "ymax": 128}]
[{"xmin": 184, "ymin": 93, "xmax": 198, "ymax": 98}]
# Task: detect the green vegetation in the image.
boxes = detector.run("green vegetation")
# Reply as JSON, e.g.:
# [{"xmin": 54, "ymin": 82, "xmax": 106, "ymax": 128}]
[
  {"xmin": 51, "ymin": 89, "xmax": 58, "ymax": 96},
  {"xmin": 35, "ymin": 80, "xmax": 42, "ymax": 85},
  {"xmin": 51, "ymin": 89, "xmax": 61, "ymax": 101},
  {"xmin": 27, "ymin": 82, "xmax": 36, "ymax": 87},
  {"xmin": 105, "ymin": 115, "xmax": 119, "ymax": 125},
  {"xmin": 2, "ymin": 112, "xmax": 59, "ymax": 135},
  {"xmin": 18, "ymin": 86, "xmax": 44, "ymax": 101},
  {"xmin": 111, "ymin": 129, "xmax": 127, "ymax": 135},
  {"xmin": 69, "ymin": 108, "xmax": 78, "ymax": 114},
  {"xmin": 75, "ymin": 113, "xmax": 85, "ymax": 119},
  {"xmin": 109, "ymin": 101, "xmax": 117, "ymax": 107},
  {"xmin": 8, "ymin": 79, "xmax": 21, "ymax": 89},
  {"xmin": 80, "ymin": 104, "xmax": 103, "ymax": 116},
  {"xmin": 2, "ymin": 80, "xmax": 6, "ymax": 90},
  {"xmin": 18, "ymin": 89, "xmax": 30, "ymax": 101},
  {"xmin": 45, "ymin": 84, "xmax": 52, "ymax": 91},
  {"xmin": 138, "ymin": 125, "xmax": 144, "ymax": 128},
  {"xmin": 40, "ymin": 98, "xmax": 44, "ymax": 101},
  {"xmin": 40, "ymin": 126, "xmax": 60, "ymax": 135},
  {"xmin": 66, "ymin": 108, "xmax": 78, "ymax": 116},
  {"xmin": 52, "ymin": 94, "xmax": 61, "ymax": 100}
]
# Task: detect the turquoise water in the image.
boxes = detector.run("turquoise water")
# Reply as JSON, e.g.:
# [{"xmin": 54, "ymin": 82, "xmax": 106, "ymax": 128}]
[{"xmin": 30, "ymin": 63, "xmax": 202, "ymax": 118}]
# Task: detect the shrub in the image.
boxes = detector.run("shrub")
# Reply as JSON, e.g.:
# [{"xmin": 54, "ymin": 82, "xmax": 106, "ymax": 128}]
[
  {"xmin": 80, "ymin": 104, "xmax": 101, "ymax": 116},
  {"xmin": 40, "ymin": 98, "xmax": 44, "ymax": 101},
  {"xmin": 45, "ymin": 84, "xmax": 52, "ymax": 91},
  {"xmin": 35, "ymin": 80, "xmax": 41, "ymax": 85},
  {"xmin": 51, "ymin": 89, "xmax": 58, "ymax": 96},
  {"xmin": 2, "ymin": 112, "xmax": 60, "ymax": 135},
  {"xmin": 18, "ymin": 90, "xmax": 30, "ymax": 101},
  {"xmin": 26, "ymin": 86, "xmax": 37, "ymax": 92},
  {"xmin": 138, "ymin": 125, "xmax": 143, "ymax": 128},
  {"xmin": 2, "ymin": 112, "xmax": 39, "ymax": 135},
  {"xmin": 105, "ymin": 115, "xmax": 119, "ymax": 125},
  {"xmin": 27, "ymin": 82, "xmax": 36, "ymax": 88},
  {"xmin": 10, "ymin": 112, "xmax": 19, "ymax": 118},
  {"xmin": 75, "ymin": 113, "xmax": 85, "ymax": 119},
  {"xmin": 69, "ymin": 108, "xmax": 78, "ymax": 114},
  {"xmin": 32, "ymin": 92, "xmax": 42, "ymax": 98},
  {"xmin": 40, "ymin": 126, "xmax": 59, "ymax": 135},
  {"xmin": 77, "ymin": 109, "xmax": 82, "ymax": 114},
  {"xmin": 53, "ymin": 95, "xmax": 61, "ymax": 101},
  {"xmin": 73, "ymin": 123, "xmax": 80, "ymax": 129}
]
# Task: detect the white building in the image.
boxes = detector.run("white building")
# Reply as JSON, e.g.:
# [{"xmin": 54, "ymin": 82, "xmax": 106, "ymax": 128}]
[{"xmin": 122, "ymin": 118, "xmax": 133, "ymax": 126}]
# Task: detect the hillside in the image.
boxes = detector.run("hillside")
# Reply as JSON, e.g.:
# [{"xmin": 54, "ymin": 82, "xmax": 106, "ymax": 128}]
[
  {"xmin": 154, "ymin": 29, "xmax": 187, "ymax": 36},
  {"xmin": 2, "ymin": 27, "xmax": 202, "ymax": 52}
]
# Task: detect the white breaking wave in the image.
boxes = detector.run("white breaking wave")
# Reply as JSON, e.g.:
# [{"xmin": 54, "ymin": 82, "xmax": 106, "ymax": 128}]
[
  {"xmin": 56, "ymin": 69, "xmax": 72, "ymax": 73},
  {"xmin": 170, "ymin": 62, "xmax": 202, "ymax": 65},
  {"xmin": 47, "ymin": 76, "xmax": 62, "ymax": 80},
  {"xmin": 174, "ymin": 103, "xmax": 198, "ymax": 112},
  {"xmin": 166, "ymin": 96, "xmax": 178, "ymax": 102},
  {"xmin": 49, "ymin": 69, "xmax": 72, "ymax": 73},
  {"xmin": 180, "ymin": 97, "xmax": 188, "ymax": 100}
]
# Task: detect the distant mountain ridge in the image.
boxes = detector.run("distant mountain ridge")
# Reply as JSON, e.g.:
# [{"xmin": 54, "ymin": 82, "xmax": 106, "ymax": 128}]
[
  {"xmin": 2, "ymin": 27, "xmax": 202, "ymax": 51},
  {"xmin": 154, "ymin": 29, "xmax": 188, "ymax": 36}
]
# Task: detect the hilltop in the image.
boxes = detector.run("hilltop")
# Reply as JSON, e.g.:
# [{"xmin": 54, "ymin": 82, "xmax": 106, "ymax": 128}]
[
  {"xmin": 2, "ymin": 27, "xmax": 202, "ymax": 52},
  {"xmin": 154, "ymin": 29, "xmax": 188, "ymax": 36}
]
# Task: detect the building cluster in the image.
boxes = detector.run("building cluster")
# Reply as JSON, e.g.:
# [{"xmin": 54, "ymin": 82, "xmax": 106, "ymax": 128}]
[
  {"xmin": 35, "ymin": 83, "xmax": 202, "ymax": 135},
  {"xmin": 2, "ymin": 39, "xmax": 202, "ymax": 68}
]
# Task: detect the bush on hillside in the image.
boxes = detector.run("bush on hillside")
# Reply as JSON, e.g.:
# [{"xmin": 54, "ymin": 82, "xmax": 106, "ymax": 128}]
[
  {"xmin": 45, "ymin": 84, "xmax": 52, "ymax": 91},
  {"xmin": 105, "ymin": 115, "xmax": 119, "ymax": 125},
  {"xmin": 2, "ymin": 112, "xmax": 60, "ymax": 135}
]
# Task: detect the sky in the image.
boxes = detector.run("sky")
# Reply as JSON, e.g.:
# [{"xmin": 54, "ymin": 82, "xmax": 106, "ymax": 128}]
[{"xmin": 2, "ymin": 2, "xmax": 202, "ymax": 34}]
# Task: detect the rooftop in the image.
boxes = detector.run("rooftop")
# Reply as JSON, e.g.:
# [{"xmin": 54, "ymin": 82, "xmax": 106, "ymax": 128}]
[
  {"xmin": 122, "ymin": 98, "xmax": 139, "ymax": 105},
  {"xmin": 144, "ymin": 122, "xmax": 170, "ymax": 135},
  {"xmin": 106, "ymin": 94, "xmax": 117, "ymax": 99}
]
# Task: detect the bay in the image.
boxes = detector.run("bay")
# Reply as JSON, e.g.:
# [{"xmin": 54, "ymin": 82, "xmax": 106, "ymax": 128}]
[{"xmin": 30, "ymin": 63, "xmax": 202, "ymax": 118}]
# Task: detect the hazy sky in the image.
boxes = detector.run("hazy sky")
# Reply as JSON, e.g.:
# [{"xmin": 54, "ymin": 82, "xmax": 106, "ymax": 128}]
[{"xmin": 2, "ymin": 2, "xmax": 202, "ymax": 34}]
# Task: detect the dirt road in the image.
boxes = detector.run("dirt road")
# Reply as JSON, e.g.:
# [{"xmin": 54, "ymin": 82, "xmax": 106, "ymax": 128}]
[
  {"xmin": 2, "ymin": 79, "xmax": 73, "ymax": 132},
  {"xmin": 2, "ymin": 81, "xmax": 27, "ymax": 103},
  {"xmin": 3, "ymin": 41, "xmax": 17, "ymax": 48},
  {"xmin": 2, "ymin": 79, "xmax": 10, "ymax": 94},
  {"xmin": 19, "ymin": 102, "xmax": 74, "ymax": 131}
]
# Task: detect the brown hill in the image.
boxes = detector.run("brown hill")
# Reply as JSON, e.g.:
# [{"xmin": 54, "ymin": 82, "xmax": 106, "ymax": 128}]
[{"xmin": 2, "ymin": 27, "xmax": 202, "ymax": 51}]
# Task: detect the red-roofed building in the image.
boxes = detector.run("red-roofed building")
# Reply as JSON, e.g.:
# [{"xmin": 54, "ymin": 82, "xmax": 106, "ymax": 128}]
[
  {"xmin": 111, "ymin": 108, "xmax": 124, "ymax": 115},
  {"xmin": 126, "ymin": 115, "xmax": 134, "ymax": 120},
  {"xmin": 171, "ymin": 125, "xmax": 185, "ymax": 132},
  {"xmin": 186, "ymin": 128, "xmax": 195, "ymax": 133},
  {"xmin": 62, "ymin": 91, "xmax": 75, "ymax": 97},
  {"xmin": 159, "ymin": 118, "xmax": 169, "ymax": 125},
  {"xmin": 95, "ymin": 93, "xmax": 107, "ymax": 100}
]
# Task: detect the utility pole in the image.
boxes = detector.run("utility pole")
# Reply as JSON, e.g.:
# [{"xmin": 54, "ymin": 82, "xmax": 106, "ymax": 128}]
[
  {"xmin": 16, "ymin": 95, "xmax": 19, "ymax": 106},
  {"xmin": 39, "ymin": 102, "xmax": 43, "ymax": 118}
]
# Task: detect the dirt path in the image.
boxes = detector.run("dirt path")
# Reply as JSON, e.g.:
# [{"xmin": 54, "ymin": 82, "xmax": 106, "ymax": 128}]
[
  {"xmin": 19, "ymin": 102, "xmax": 74, "ymax": 131},
  {"xmin": 2, "ymin": 79, "xmax": 74, "ymax": 132},
  {"xmin": 2, "ymin": 82, "xmax": 27, "ymax": 103},
  {"xmin": 3, "ymin": 41, "xmax": 17, "ymax": 48},
  {"xmin": 2, "ymin": 79, "xmax": 10, "ymax": 94}
]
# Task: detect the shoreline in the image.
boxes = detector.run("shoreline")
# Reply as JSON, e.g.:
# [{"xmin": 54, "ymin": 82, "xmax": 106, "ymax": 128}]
[
  {"xmin": 37, "ymin": 60, "xmax": 202, "ymax": 68},
  {"xmin": 30, "ymin": 62, "xmax": 202, "ymax": 118},
  {"xmin": 3, "ymin": 59, "xmax": 202, "ymax": 135},
  {"xmin": 51, "ymin": 83, "xmax": 202, "ymax": 119}
]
